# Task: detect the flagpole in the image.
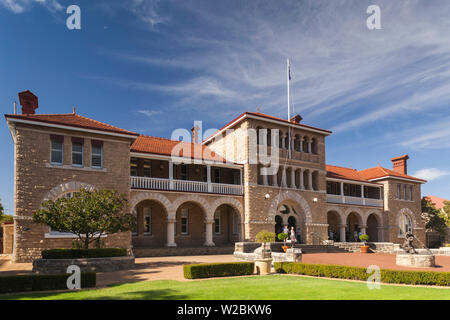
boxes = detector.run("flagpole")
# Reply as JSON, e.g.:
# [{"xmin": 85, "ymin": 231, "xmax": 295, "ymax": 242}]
[{"xmin": 287, "ymin": 58, "xmax": 291, "ymax": 158}]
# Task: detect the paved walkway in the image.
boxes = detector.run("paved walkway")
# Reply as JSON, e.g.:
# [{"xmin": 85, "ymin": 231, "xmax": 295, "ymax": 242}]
[{"xmin": 1, "ymin": 253, "xmax": 449, "ymax": 287}]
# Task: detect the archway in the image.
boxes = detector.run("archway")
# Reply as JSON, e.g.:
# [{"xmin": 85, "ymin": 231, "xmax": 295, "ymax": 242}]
[
  {"xmin": 367, "ymin": 214, "xmax": 379, "ymax": 242},
  {"xmin": 213, "ymin": 204, "xmax": 242, "ymax": 245},
  {"xmin": 327, "ymin": 211, "xmax": 341, "ymax": 241},
  {"xmin": 132, "ymin": 199, "xmax": 168, "ymax": 248},
  {"xmin": 346, "ymin": 212, "xmax": 363, "ymax": 242},
  {"xmin": 275, "ymin": 201, "xmax": 306, "ymax": 243},
  {"xmin": 175, "ymin": 201, "xmax": 206, "ymax": 247}
]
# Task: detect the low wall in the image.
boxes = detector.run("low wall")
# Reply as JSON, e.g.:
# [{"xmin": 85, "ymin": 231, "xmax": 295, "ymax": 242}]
[{"xmin": 33, "ymin": 256, "xmax": 135, "ymax": 274}]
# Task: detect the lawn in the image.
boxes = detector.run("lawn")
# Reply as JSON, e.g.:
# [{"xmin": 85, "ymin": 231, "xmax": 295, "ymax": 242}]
[{"xmin": 2, "ymin": 275, "xmax": 450, "ymax": 300}]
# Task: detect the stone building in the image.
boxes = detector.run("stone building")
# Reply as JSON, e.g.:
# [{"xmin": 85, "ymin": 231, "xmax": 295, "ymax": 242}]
[{"xmin": 5, "ymin": 90, "xmax": 426, "ymax": 262}]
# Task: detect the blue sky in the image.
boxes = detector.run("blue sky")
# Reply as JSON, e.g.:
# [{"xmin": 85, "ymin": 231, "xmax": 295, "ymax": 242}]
[{"xmin": 1, "ymin": 0, "xmax": 449, "ymax": 215}]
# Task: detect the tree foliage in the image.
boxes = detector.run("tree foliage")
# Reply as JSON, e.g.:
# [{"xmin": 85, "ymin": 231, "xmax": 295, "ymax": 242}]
[
  {"xmin": 442, "ymin": 201, "xmax": 450, "ymax": 227},
  {"xmin": 421, "ymin": 197, "xmax": 447, "ymax": 236},
  {"xmin": 33, "ymin": 189, "xmax": 136, "ymax": 249}
]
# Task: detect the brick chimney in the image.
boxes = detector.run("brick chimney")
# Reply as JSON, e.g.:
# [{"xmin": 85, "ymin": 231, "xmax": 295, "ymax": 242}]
[
  {"xmin": 391, "ymin": 155, "xmax": 409, "ymax": 175},
  {"xmin": 191, "ymin": 125, "xmax": 200, "ymax": 144},
  {"xmin": 18, "ymin": 90, "xmax": 38, "ymax": 115},
  {"xmin": 290, "ymin": 114, "xmax": 302, "ymax": 124}
]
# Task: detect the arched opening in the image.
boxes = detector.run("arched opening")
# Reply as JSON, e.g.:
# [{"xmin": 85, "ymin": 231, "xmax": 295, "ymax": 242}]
[
  {"xmin": 275, "ymin": 201, "xmax": 305, "ymax": 243},
  {"xmin": 213, "ymin": 204, "xmax": 242, "ymax": 245},
  {"xmin": 367, "ymin": 214, "xmax": 379, "ymax": 242},
  {"xmin": 132, "ymin": 199, "xmax": 168, "ymax": 248},
  {"xmin": 175, "ymin": 201, "xmax": 206, "ymax": 247},
  {"xmin": 346, "ymin": 212, "xmax": 363, "ymax": 242},
  {"xmin": 327, "ymin": 211, "xmax": 341, "ymax": 241},
  {"xmin": 398, "ymin": 211, "xmax": 413, "ymax": 236}
]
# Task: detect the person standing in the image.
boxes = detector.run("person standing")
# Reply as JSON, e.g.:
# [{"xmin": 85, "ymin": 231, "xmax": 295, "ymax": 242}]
[
  {"xmin": 290, "ymin": 227, "xmax": 296, "ymax": 244},
  {"xmin": 283, "ymin": 225, "xmax": 289, "ymax": 235}
]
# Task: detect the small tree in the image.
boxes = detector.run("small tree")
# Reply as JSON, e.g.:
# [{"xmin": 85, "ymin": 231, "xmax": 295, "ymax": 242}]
[
  {"xmin": 359, "ymin": 234, "xmax": 369, "ymax": 245},
  {"xmin": 33, "ymin": 189, "xmax": 136, "ymax": 249},
  {"xmin": 421, "ymin": 198, "xmax": 447, "ymax": 236},
  {"xmin": 256, "ymin": 230, "xmax": 275, "ymax": 257},
  {"xmin": 277, "ymin": 232, "xmax": 288, "ymax": 245}
]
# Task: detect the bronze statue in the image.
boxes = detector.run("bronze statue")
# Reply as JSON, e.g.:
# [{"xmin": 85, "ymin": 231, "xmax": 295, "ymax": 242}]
[{"xmin": 402, "ymin": 231, "xmax": 417, "ymax": 254}]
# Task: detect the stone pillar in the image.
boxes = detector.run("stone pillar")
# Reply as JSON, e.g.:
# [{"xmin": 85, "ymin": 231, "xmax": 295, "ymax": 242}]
[
  {"xmin": 273, "ymin": 170, "xmax": 278, "ymax": 187},
  {"xmin": 204, "ymin": 220, "xmax": 215, "ymax": 246},
  {"xmin": 307, "ymin": 138, "xmax": 312, "ymax": 153},
  {"xmin": 166, "ymin": 219, "xmax": 177, "ymax": 247},
  {"xmin": 308, "ymin": 170, "xmax": 312, "ymax": 190},
  {"xmin": 339, "ymin": 225, "xmax": 346, "ymax": 242},
  {"xmin": 169, "ymin": 160, "xmax": 174, "ymax": 190},
  {"xmin": 299, "ymin": 136, "xmax": 303, "ymax": 152},
  {"xmin": 207, "ymin": 165, "xmax": 212, "ymax": 192},
  {"xmin": 299, "ymin": 168, "xmax": 304, "ymax": 189},
  {"xmin": 262, "ymin": 166, "xmax": 268, "ymax": 186},
  {"xmin": 290, "ymin": 167, "xmax": 296, "ymax": 188},
  {"xmin": 281, "ymin": 134, "xmax": 286, "ymax": 149},
  {"xmin": 281, "ymin": 166, "xmax": 287, "ymax": 187}
]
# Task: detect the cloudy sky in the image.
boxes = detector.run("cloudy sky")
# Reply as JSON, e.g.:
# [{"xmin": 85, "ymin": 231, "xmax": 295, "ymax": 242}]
[{"xmin": 0, "ymin": 0, "xmax": 449, "ymax": 214}]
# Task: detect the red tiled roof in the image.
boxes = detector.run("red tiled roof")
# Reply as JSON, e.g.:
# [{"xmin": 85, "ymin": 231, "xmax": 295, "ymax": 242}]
[
  {"xmin": 131, "ymin": 135, "xmax": 229, "ymax": 163},
  {"xmin": 424, "ymin": 195, "xmax": 448, "ymax": 210},
  {"xmin": 358, "ymin": 166, "xmax": 426, "ymax": 183},
  {"xmin": 5, "ymin": 113, "xmax": 139, "ymax": 137},
  {"xmin": 326, "ymin": 165, "xmax": 370, "ymax": 183},
  {"xmin": 203, "ymin": 111, "xmax": 331, "ymax": 143}
]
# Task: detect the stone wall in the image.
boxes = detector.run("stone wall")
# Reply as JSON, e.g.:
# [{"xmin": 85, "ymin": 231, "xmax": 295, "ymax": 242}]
[
  {"xmin": 12, "ymin": 123, "xmax": 135, "ymax": 262},
  {"xmin": 2, "ymin": 222, "xmax": 14, "ymax": 254}
]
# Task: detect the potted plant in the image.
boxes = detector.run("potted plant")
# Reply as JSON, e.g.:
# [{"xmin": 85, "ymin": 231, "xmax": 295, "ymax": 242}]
[
  {"xmin": 255, "ymin": 230, "xmax": 275, "ymax": 275},
  {"xmin": 277, "ymin": 233, "xmax": 289, "ymax": 252},
  {"xmin": 359, "ymin": 234, "xmax": 370, "ymax": 253}
]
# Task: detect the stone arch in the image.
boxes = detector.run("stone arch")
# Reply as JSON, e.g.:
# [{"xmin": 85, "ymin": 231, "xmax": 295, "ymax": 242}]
[
  {"xmin": 171, "ymin": 194, "xmax": 211, "ymax": 220},
  {"xmin": 210, "ymin": 197, "xmax": 244, "ymax": 221},
  {"xmin": 43, "ymin": 181, "xmax": 96, "ymax": 202},
  {"xmin": 343, "ymin": 207, "xmax": 364, "ymax": 225},
  {"xmin": 129, "ymin": 192, "xmax": 173, "ymax": 219},
  {"xmin": 268, "ymin": 191, "xmax": 312, "ymax": 223},
  {"xmin": 326, "ymin": 205, "xmax": 345, "ymax": 224},
  {"xmin": 365, "ymin": 210, "xmax": 383, "ymax": 226}
]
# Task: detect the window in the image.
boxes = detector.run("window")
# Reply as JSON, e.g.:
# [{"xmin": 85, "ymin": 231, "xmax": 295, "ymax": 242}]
[
  {"xmin": 343, "ymin": 183, "xmax": 362, "ymax": 197},
  {"xmin": 50, "ymin": 135, "xmax": 64, "ymax": 165},
  {"xmin": 409, "ymin": 186, "xmax": 413, "ymax": 201},
  {"xmin": 403, "ymin": 185, "xmax": 407, "ymax": 200},
  {"xmin": 365, "ymin": 186, "xmax": 381, "ymax": 199},
  {"xmin": 214, "ymin": 168, "xmax": 220, "ymax": 183},
  {"xmin": 397, "ymin": 184, "xmax": 401, "ymax": 199},
  {"xmin": 279, "ymin": 204, "xmax": 290, "ymax": 215},
  {"xmin": 233, "ymin": 171, "xmax": 241, "ymax": 185},
  {"xmin": 130, "ymin": 158, "xmax": 138, "ymax": 176},
  {"xmin": 181, "ymin": 208, "xmax": 188, "ymax": 234},
  {"xmin": 214, "ymin": 210, "xmax": 221, "ymax": 234},
  {"xmin": 143, "ymin": 207, "xmax": 151, "ymax": 235},
  {"xmin": 399, "ymin": 213, "xmax": 412, "ymax": 235},
  {"xmin": 91, "ymin": 140, "xmax": 103, "ymax": 168},
  {"xmin": 71, "ymin": 138, "xmax": 84, "ymax": 167},
  {"xmin": 143, "ymin": 160, "xmax": 151, "ymax": 177}
]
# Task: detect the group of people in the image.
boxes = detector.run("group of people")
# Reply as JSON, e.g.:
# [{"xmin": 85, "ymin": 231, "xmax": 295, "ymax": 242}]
[{"xmin": 281, "ymin": 225, "xmax": 301, "ymax": 243}]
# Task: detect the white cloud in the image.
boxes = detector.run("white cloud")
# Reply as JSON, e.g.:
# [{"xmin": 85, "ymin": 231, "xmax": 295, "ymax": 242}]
[
  {"xmin": 137, "ymin": 110, "xmax": 162, "ymax": 117},
  {"xmin": 0, "ymin": 0, "xmax": 63, "ymax": 13},
  {"xmin": 413, "ymin": 168, "xmax": 450, "ymax": 181},
  {"xmin": 398, "ymin": 117, "xmax": 450, "ymax": 150}
]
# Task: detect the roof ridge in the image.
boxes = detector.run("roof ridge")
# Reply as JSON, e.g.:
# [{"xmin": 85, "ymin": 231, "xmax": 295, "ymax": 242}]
[{"xmin": 74, "ymin": 113, "xmax": 136, "ymax": 134}]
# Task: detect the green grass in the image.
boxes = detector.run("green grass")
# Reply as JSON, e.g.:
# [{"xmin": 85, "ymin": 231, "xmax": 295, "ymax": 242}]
[{"xmin": 2, "ymin": 275, "xmax": 450, "ymax": 300}]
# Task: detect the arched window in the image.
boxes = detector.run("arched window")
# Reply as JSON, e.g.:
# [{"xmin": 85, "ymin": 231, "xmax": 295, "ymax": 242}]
[
  {"xmin": 399, "ymin": 213, "xmax": 412, "ymax": 235},
  {"xmin": 279, "ymin": 204, "xmax": 290, "ymax": 215}
]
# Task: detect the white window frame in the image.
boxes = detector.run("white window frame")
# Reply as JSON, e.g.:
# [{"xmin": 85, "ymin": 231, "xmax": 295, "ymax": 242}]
[
  {"xmin": 398, "ymin": 213, "xmax": 413, "ymax": 236},
  {"xmin": 143, "ymin": 207, "xmax": 151, "ymax": 235},
  {"xmin": 50, "ymin": 139, "xmax": 64, "ymax": 165},
  {"xmin": 91, "ymin": 144, "xmax": 103, "ymax": 169},
  {"xmin": 181, "ymin": 208, "xmax": 189, "ymax": 235},
  {"xmin": 72, "ymin": 141, "xmax": 84, "ymax": 167},
  {"xmin": 214, "ymin": 210, "xmax": 221, "ymax": 235}
]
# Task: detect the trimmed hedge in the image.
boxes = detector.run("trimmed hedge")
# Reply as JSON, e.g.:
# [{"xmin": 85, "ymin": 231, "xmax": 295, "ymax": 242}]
[
  {"xmin": 184, "ymin": 262, "xmax": 254, "ymax": 279},
  {"xmin": 41, "ymin": 248, "xmax": 127, "ymax": 259},
  {"xmin": 0, "ymin": 273, "xmax": 96, "ymax": 294},
  {"xmin": 274, "ymin": 262, "xmax": 450, "ymax": 286}
]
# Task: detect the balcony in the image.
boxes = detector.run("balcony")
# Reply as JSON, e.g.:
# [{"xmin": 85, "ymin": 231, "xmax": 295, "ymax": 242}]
[
  {"xmin": 131, "ymin": 176, "xmax": 243, "ymax": 196},
  {"xmin": 326, "ymin": 194, "xmax": 383, "ymax": 207}
]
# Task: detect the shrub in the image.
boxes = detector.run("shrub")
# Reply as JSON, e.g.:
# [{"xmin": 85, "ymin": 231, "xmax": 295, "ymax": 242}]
[
  {"xmin": 0, "ymin": 273, "xmax": 96, "ymax": 294},
  {"xmin": 274, "ymin": 262, "xmax": 450, "ymax": 286},
  {"xmin": 184, "ymin": 262, "xmax": 254, "ymax": 279},
  {"xmin": 41, "ymin": 248, "xmax": 127, "ymax": 259},
  {"xmin": 277, "ymin": 233, "xmax": 289, "ymax": 242},
  {"xmin": 359, "ymin": 234, "xmax": 369, "ymax": 242}
]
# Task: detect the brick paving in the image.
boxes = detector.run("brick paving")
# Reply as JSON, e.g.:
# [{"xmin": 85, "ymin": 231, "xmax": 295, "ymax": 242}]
[{"xmin": 1, "ymin": 253, "xmax": 449, "ymax": 287}]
